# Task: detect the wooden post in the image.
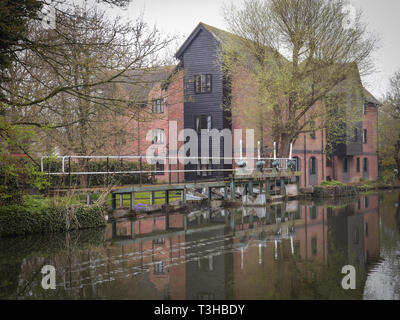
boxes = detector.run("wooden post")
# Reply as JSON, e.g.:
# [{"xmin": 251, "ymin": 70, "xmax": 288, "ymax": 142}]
[
  {"xmin": 130, "ymin": 192, "xmax": 135, "ymax": 211},
  {"xmin": 266, "ymin": 205, "xmax": 271, "ymax": 224},
  {"xmin": 183, "ymin": 215, "xmax": 188, "ymax": 231},
  {"xmin": 106, "ymin": 157, "xmax": 109, "ymax": 186},
  {"xmin": 139, "ymin": 156, "xmax": 143, "ymax": 186},
  {"xmin": 181, "ymin": 188, "xmax": 187, "ymax": 203},
  {"xmin": 280, "ymin": 177, "xmax": 285, "ymax": 196},
  {"xmin": 259, "ymin": 182, "xmax": 263, "ymax": 194},
  {"xmin": 86, "ymin": 193, "xmax": 91, "ymax": 205},
  {"xmin": 208, "ymin": 187, "xmax": 212, "ymax": 203},
  {"xmin": 266, "ymin": 179, "xmax": 270, "ymax": 196},
  {"xmin": 112, "ymin": 221, "xmax": 117, "ymax": 238},
  {"xmin": 169, "ymin": 162, "xmax": 172, "ymax": 185},
  {"xmin": 68, "ymin": 156, "xmax": 71, "ymax": 189},
  {"xmin": 111, "ymin": 193, "xmax": 116, "ymax": 210},
  {"xmin": 150, "ymin": 191, "xmax": 155, "ymax": 205},
  {"xmin": 230, "ymin": 210, "xmax": 236, "ymax": 233},
  {"xmin": 248, "ymin": 179, "xmax": 254, "ymax": 195},
  {"xmin": 281, "ymin": 202, "xmax": 287, "ymax": 222},
  {"xmin": 119, "ymin": 194, "xmax": 123, "ymax": 207},
  {"xmin": 165, "ymin": 190, "xmax": 169, "ymax": 204},
  {"xmin": 130, "ymin": 219, "xmax": 135, "ymax": 238},
  {"xmin": 230, "ymin": 179, "xmax": 235, "ymax": 199}
]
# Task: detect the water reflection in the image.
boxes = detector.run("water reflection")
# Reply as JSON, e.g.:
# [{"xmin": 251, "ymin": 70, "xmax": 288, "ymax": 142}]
[{"xmin": 0, "ymin": 193, "xmax": 398, "ymax": 300}]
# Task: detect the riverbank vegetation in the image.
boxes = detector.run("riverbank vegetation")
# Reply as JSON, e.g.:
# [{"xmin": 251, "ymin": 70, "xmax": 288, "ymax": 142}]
[{"xmin": 0, "ymin": 195, "xmax": 106, "ymax": 238}]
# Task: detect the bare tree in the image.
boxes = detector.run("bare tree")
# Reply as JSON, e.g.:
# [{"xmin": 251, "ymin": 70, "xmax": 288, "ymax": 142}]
[
  {"xmin": 379, "ymin": 71, "xmax": 400, "ymax": 180},
  {"xmin": 222, "ymin": 0, "xmax": 376, "ymax": 157},
  {"xmin": 2, "ymin": 2, "xmax": 173, "ymax": 155}
]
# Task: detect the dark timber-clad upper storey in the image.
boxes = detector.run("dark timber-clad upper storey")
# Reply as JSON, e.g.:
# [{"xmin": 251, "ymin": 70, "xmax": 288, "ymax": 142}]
[{"xmin": 176, "ymin": 23, "xmax": 230, "ymax": 181}]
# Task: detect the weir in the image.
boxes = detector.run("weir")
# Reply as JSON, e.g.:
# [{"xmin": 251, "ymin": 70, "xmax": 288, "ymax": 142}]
[
  {"xmin": 110, "ymin": 171, "xmax": 301, "ymax": 210},
  {"xmin": 41, "ymin": 154, "xmax": 302, "ymax": 212}
]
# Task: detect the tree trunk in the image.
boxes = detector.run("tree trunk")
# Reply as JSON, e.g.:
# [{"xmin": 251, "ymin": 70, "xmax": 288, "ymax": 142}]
[
  {"xmin": 395, "ymin": 139, "xmax": 400, "ymax": 180},
  {"xmin": 279, "ymin": 133, "xmax": 292, "ymax": 158}
]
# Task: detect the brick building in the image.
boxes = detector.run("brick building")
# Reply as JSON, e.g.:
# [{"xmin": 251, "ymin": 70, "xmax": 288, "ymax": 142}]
[{"xmin": 120, "ymin": 22, "xmax": 379, "ymax": 187}]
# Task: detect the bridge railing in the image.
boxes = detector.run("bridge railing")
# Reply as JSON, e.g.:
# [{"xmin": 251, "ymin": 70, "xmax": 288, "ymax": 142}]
[
  {"xmin": 40, "ymin": 155, "xmax": 295, "ymax": 187},
  {"xmin": 41, "ymin": 156, "xmax": 294, "ymax": 174}
]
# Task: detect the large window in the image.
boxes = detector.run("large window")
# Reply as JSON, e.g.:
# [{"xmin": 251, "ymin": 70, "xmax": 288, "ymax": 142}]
[
  {"xmin": 195, "ymin": 74, "xmax": 212, "ymax": 94},
  {"xmin": 152, "ymin": 99, "xmax": 164, "ymax": 114},
  {"xmin": 364, "ymin": 196, "xmax": 369, "ymax": 208},
  {"xmin": 155, "ymin": 161, "xmax": 165, "ymax": 175},
  {"xmin": 311, "ymin": 237, "xmax": 317, "ymax": 256},
  {"xmin": 356, "ymin": 158, "xmax": 360, "ymax": 173},
  {"xmin": 293, "ymin": 156, "xmax": 301, "ymax": 171},
  {"xmin": 363, "ymin": 158, "xmax": 368, "ymax": 173},
  {"xmin": 152, "ymin": 129, "xmax": 165, "ymax": 145},
  {"xmin": 343, "ymin": 158, "xmax": 348, "ymax": 173},
  {"xmin": 310, "ymin": 157, "xmax": 317, "ymax": 175},
  {"xmin": 196, "ymin": 115, "xmax": 212, "ymax": 134},
  {"xmin": 363, "ymin": 129, "xmax": 367, "ymax": 144},
  {"xmin": 154, "ymin": 261, "xmax": 166, "ymax": 274}
]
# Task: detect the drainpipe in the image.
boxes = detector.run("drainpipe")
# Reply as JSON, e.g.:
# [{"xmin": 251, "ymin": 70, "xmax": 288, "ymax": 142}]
[
  {"xmin": 304, "ymin": 116, "xmax": 307, "ymax": 187},
  {"xmin": 321, "ymin": 128, "xmax": 325, "ymax": 182}
]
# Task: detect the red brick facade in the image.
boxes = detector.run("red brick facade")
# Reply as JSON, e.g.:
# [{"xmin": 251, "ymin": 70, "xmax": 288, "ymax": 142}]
[
  {"xmin": 229, "ymin": 64, "xmax": 379, "ymax": 187},
  {"xmin": 118, "ymin": 24, "xmax": 379, "ymax": 187}
]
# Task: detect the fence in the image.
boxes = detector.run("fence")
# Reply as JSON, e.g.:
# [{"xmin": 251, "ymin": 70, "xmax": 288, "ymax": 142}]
[{"xmin": 41, "ymin": 155, "xmax": 295, "ymax": 188}]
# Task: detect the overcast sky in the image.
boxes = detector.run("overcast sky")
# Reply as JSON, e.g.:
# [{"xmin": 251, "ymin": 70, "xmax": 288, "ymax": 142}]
[{"xmin": 112, "ymin": 0, "xmax": 400, "ymax": 100}]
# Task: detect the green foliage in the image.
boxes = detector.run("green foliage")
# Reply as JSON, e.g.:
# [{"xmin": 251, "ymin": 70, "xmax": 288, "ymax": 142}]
[
  {"xmin": 0, "ymin": 155, "xmax": 50, "ymax": 206},
  {"xmin": 320, "ymin": 180, "xmax": 346, "ymax": 187},
  {"xmin": 313, "ymin": 185, "xmax": 359, "ymax": 198},
  {"xmin": 379, "ymin": 72, "xmax": 400, "ymax": 178},
  {"xmin": 0, "ymin": 197, "xmax": 106, "ymax": 238},
  {"xmin": 359, "ymin": 183, "xmax": 375, "ymax": 191}
]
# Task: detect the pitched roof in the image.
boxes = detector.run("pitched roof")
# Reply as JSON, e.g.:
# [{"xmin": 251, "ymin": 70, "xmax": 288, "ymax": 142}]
[
  {"xmin": 113, "ymin": 66, "xmax": 177, "ymax": 104},
  {"xmin": 363, "ymin": 88, "xmax": 380, "ymax": 105},
  {"xmin": 176, "ymin": 22, "xmax": 380, "ymax": 106}
]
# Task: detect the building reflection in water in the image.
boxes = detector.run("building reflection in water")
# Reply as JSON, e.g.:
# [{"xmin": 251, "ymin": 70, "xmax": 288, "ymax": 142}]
[{"xmin": 0, "ymin": 195, "xmax": 382, "ymax": 300}]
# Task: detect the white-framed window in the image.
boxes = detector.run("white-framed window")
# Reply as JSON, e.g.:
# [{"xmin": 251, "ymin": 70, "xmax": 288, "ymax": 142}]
[
  {"xmin": 152, "ymin": 99, "xmax": 164, "ymax": 114},
  {"xmin": 152, "ymin": 129, "xmax": 165, "ymax": 144},
  {"xmin": 194, "ymin": 74, "xmax": 212, "ymax": 94},
  {"xmin": 363, "ymin": 129, "xmax": 367, "ymax": 144},
  {"xmin": 154, "ymin": 261, "xmax": 166, "ymax": 274}
]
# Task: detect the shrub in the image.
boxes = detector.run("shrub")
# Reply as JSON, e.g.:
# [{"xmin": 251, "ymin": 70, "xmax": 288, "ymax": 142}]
[
  {"xmin": 0, "ymin": 155, "xmax": 49, "ymax": 206},
  {"xmin": 320, "ymin": 180, "xmax": 346, "ymax": 187},
  {"xmin": 0, "ymin": 198, "xmax": 106, "ymax": 238}
]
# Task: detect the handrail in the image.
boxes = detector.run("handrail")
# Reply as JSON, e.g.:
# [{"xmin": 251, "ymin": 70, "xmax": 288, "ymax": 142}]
[{"xmin": 40, "ymin": 155, "xmax": 294, "ymax": 175}]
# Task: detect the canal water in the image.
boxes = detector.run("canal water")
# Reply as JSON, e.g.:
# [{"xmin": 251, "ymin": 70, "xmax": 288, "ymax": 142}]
[{"xmin": 1, "ymin": 192, "xmax": 399, "ymax": 300}]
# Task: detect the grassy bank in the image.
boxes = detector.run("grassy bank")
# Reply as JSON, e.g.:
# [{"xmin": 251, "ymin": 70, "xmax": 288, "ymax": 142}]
[
  {"xmin": 0, "ymin": 196, "xmax": 106, "ymax": 238},
  {"xmin": 311, "ymin": 179, "xmax": 399, "ymax": 199}
]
